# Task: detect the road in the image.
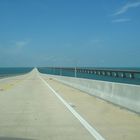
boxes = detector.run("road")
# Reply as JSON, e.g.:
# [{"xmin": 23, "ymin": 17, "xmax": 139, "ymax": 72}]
[{"xmin": 0, "ymin": 69, "xmax": 139, "ymax": 140}]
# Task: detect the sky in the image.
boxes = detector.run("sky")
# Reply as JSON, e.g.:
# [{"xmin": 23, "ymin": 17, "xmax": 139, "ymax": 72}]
[{"xmin": 0, "ymin": 0, "xmax": 140, "ymax": 67}]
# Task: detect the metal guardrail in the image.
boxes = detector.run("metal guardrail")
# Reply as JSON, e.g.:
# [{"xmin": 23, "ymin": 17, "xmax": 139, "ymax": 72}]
[{"xmin": 44, "ymin": 67, "xmax": 140, "ymax": 79}]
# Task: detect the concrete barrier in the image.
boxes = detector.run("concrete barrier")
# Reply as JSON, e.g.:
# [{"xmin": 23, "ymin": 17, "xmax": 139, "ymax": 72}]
[{"xmin": 42, "ymin": 74, "xmax": 140, "ymax": 113}]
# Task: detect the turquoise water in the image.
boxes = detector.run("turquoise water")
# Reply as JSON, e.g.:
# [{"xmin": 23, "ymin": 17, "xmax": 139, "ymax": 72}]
[
  {"xmin": 0, "ymin": 67, "xmax": 33, "ymax": 78},
  {"xmin": 38, "ymin": 67, "xmax": 140, "ymax": 85}
]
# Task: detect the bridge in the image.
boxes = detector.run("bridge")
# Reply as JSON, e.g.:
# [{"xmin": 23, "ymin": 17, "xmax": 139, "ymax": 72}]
[
  {"xmin": 0, "ymin": 68, "xmax": 139, "ymax": 140},
  {"xmin": 38, "ymin": 67, "xmax": 140, "ymax": 85}
]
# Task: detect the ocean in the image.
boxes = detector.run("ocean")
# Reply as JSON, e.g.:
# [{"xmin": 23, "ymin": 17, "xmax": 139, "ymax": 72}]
[
  {"xmin": 38, "ymin": 67, "xmax": 140, "ymax": 85},
  {"xmin": 0, "ymin": 67, "xmax": 33, "ymax": 78}
]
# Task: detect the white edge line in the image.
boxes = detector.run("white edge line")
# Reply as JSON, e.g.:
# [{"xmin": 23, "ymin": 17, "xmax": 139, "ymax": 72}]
[{"xmin": 39, "ymin": 75, "xmax": 106, "ymax": 140}]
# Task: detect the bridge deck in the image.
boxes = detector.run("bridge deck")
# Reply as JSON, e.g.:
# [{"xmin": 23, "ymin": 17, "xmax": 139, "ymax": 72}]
[{"xmin": 0, "ymin": 69, "xmax": 139, "ymax": 140}]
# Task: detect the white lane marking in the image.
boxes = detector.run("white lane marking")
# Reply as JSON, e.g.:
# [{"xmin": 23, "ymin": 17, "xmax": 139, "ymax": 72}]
[{"xmin": 39, "ymin": 75, "xmax": 106, "ymax": 140}]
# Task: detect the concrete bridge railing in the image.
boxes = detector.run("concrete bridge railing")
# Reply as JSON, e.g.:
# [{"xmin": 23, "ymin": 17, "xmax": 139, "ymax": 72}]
[{"xmin": 45, "ymin": 74, "xmax": 140, "ymax": 113}]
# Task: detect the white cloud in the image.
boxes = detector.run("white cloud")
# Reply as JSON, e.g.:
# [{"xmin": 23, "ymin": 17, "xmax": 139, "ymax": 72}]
[
  {"xmin": 0, "ymin": 40, "xmax": 30, "ymax": 55},
  {"xmin": 90, "ymin": 39, "xmax": 103, "ymax": 44},
  {"xmin": 9, "ymin": 40, "xmax": 29, "ymax": 54},
  {"xmin": 88, "ymin": 39, "xmax": 104, "ymax": 48},
  {"xmin": 113, "ymin": 1, "xmax": 140, "ymax": 16},
  {"xmin": 112, "ymin": 18, "xmax": 131, "ymax": 23},
  {"xmin": 15, "ymin": 41, "xmax": 28, "ymax": 48},
  {"xmin": 12, "ymin": 40, "xmax": 29, "ymax": 49}
]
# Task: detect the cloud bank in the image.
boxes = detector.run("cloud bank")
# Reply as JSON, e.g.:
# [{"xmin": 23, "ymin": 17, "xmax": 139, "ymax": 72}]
[{"xmin": 113, "ymin": 1, "xmax": 140, "ymax": 16}]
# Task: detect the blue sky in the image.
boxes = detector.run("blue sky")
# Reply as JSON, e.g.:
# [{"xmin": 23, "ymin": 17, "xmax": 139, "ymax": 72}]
[{"xmin": 0, "ymin": 0, "xmax": 140, "ymax": 67}]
